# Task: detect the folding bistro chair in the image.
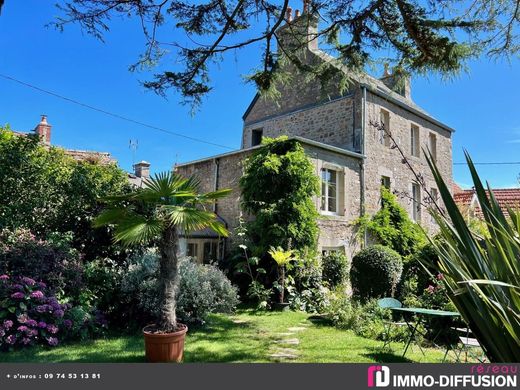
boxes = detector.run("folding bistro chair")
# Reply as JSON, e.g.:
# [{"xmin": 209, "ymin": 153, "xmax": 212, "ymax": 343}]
[
  {"xmin": 452, "ymin": 327, "xmax": 487, "ymax": 362},
  {"xmin": 378, "ymin": 298, "xmax": 407, "ymax": 349}
]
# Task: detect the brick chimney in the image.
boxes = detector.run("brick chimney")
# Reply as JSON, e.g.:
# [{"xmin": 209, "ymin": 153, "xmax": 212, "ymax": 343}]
[
  {"xmin": 380, "ymin": 66, "xmax": 411, "ymax": 100},
  {"xmin": 34, "ymin": 115, "xmax": 51, "ymax": 145},
  {"xmin": 277, "ymin": 1, "xmax": 319, "ymax": 52},
  {"xmin": 133, "ymin": 161, "xmax": 151, "ymax": 179}
]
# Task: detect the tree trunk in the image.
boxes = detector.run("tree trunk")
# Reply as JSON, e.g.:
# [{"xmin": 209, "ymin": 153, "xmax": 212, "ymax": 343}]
[
  {"xmin": 158, "ymin": 226, "xmax": 180, "ymax": 332},
  {"xmin": 280, "ymin": 266, "xmax": 285, "ymax": 304}
]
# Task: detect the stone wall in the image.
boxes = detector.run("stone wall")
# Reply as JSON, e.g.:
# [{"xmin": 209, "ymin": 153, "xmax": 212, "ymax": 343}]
[
  {"xmin": 363, "ymin": 90, "xmax": 453, "ymax": 233},
  {"xmin": 304, "ymin": 144, "xmax": 363, "ymax": 258},
  {"xmin": 175, "ymin": 150, "xmax": 252, "ymax": 244},
  {"xmin": 243, "ymin": 96, "xmax": 356, "ymax": 151},
  {"xmin": 176, "ymin": 143, "xmax": 363, "ymax": 257}
]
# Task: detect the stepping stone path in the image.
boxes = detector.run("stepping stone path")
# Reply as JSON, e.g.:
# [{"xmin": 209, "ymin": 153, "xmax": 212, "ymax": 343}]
[
  {"xmin": 269, "ymin": 322, "xmax": 310, "ymax": 361},
  {"xmin": 275, "ymin": 338, "xmax": 300, "ymax": 345},
  {"xmin": 287, "ymin": 326, "xmax": 307, "ymax": 332},
  {"xmin": 270, "ymin": 348, "xmax": 299, "ymax": 360}
]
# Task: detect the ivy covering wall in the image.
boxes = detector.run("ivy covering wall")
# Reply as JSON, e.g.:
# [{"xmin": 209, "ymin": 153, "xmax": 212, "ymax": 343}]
[{"xmin": 240, "ymin": 137, "xmax": 320, "ymax": 255}]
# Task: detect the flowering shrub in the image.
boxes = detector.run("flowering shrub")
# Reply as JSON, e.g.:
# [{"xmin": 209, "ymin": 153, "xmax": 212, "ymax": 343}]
[
  {"xmin": 0, "ymin": 274, "xmax": 70, "ymax": 349},
  {"xmin": 420, "ymin": 273, "xmax": 455, "ymax": 311},
  {"xmin": 0, "ymin": 229, "xmax": 84, "ymax": 299}
]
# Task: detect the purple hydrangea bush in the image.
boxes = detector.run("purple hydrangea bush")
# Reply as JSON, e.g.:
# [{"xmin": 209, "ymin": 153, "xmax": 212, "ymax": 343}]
[{"xmin": 0, "ymin": 274, "xmax": 70, "ymax": 350}]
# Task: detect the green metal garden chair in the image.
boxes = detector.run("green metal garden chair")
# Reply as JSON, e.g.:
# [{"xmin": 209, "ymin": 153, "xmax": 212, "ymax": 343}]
[{"xmin": 378, "ymin": 298, "xmax": 406, "ymax": 349}]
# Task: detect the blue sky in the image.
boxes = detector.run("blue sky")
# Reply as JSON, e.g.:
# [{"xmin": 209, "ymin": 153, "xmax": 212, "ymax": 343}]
[{"xmin": 0, "ymin": 1, "xmax": 519, "ymax": 188}]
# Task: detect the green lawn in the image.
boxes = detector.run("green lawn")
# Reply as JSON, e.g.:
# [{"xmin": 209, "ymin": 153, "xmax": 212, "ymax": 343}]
[{"xmin": 0, "ymin": 309, "xmax": 457, "ymax": 363}]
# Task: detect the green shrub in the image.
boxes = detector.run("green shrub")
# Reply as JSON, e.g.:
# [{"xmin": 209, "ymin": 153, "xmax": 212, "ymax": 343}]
[
  {"xmin": 83, "ymin": 258, "xmax": 125, "ymax": 323},
  {"xmin": 350, "ymin": 245, "xmax": 403, "ymax": 300},
  {"xmin": 322, "ymin": 251, "xmax": 349, "ymax": 288},
  {"xmin": 121, "ymin": 252, "xmax": 239, "ymax": 325},
  {"xmin": 288, "ymin": 255, "xmax": 330, "ymax": 313},
  {"xmin": 0, "ymin": 126, "xmax": 131, "ymax": 261},
  {"xmin": 327, "ymin": 295, "xmax": 410, "ymax": 342},
  {"xmin": 356, "ymin": 187, "xmax": 426, "ymax": 257},
  {"xmin": 177, "ymin": 259, "xmax": 240, "ymax": 324}
]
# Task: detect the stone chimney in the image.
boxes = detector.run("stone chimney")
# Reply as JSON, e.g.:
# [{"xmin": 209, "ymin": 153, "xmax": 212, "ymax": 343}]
[
  {"xmin": 34, "ymin": 115, "xmax": 51, "ymax": 145},
  {"xmin": 133, "ymin": 161, "xmax": 151, "ymax": 179},
  {"xmin": 277, "ymin": 1, "xmax": 319, "ymax": 52},
  {"xmin": 380, "ymin": 65, "xmax": 411, "ymax": 100}
]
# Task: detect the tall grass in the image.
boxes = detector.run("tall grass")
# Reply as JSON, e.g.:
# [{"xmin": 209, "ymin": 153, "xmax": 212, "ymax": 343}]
[{"xmin": 427, "ymin": 151, "xmax": 520, "ymax": 362}]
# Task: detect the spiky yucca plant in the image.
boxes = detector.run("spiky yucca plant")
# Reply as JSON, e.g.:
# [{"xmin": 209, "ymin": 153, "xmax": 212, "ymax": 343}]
[
  {"xmin": 94, "ymin": 172, "xmax": 230, "ymax": 332},
  {"xmin": 427, "ymin": 151, "xmax": 520, "ymax": 362}
]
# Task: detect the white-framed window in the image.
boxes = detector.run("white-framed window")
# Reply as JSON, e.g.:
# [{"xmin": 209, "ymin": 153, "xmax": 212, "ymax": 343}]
[
  {"xmin": 379, "ymin": 109, "xmax": 391, "ymax": 146},
  {"xmin": 412, "ymin": 183, "xmax": 421, "ymax": 222},
  {"xmin": 321, "ymin": 168, "xmax": 339, "ymax": 214},
  {"xmin": 428, "ymin": 132, "xmax": 437, "ymax": 162},
  {"xmin": 411, "ymin": 124, "xmax": 420, "ymax": 157}
]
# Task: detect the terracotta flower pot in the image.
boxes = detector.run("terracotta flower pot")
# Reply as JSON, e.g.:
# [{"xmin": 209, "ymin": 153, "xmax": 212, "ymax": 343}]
[{"xmin": 143, "ymin": 323, "xmax": 188, "ymax": 363}]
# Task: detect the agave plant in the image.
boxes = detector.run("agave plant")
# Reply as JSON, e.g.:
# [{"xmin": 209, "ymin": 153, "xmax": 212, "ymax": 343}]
[
  {"xmin": 426, "ymin": 151, "xmax": 520, "ymax": 362},
  {"xmin": 94, "ymin": 172, "xmax": 231, "ymax": 332},
  {"xmin": 268, "ymin": 246, "xmax": 294, "ymax": 303}
]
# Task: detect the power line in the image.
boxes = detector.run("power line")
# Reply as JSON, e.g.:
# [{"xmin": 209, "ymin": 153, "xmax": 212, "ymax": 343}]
[
  {"xmin": 2, "ymin": 73, "xmax": 519, "ymax": 165},
  {"xmin": 0, "ymin": 73, "xmax": 235, "ymax": 150},
  {"xmin": 454, "ymin": 162, "xmax": 520, "ymax": 166}
]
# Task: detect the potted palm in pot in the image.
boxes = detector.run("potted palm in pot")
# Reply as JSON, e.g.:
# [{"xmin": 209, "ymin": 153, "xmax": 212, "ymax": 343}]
[
  {"xmin": 268, "ymin": 246, "xmax": 294, "ymax": 310},
  {"xmin": 94, "ymin": 172, "xmax": 230, "ymax": 362}
]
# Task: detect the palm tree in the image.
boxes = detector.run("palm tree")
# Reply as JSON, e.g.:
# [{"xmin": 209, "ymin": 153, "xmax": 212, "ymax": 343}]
[{"xmin": 94, "ymin": 172, "xmax": 231, "ymax": 332}]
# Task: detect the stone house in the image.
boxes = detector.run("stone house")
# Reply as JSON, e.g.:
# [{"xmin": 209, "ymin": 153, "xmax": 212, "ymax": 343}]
[
  {"xmin": 8, "ymin": 115, "xmax": 153, "ymax": 186},
  {"xmin": 10, "ymin": 115, "xmax": 115, "ymax": 164},
  {"xmin": 175, "ymin": 4, "xmax": 454, "ymax": 263}
]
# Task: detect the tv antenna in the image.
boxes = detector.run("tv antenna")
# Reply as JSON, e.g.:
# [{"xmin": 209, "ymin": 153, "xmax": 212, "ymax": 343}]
[{"xmin": 129, "ymin": 139, "xmax": 138, "ymax": 167}]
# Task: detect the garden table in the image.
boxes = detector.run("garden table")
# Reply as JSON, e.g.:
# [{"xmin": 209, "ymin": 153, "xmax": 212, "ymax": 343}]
[{"xmin": 390, "ymin": 307, "xmax": 460, "ymax": 361}]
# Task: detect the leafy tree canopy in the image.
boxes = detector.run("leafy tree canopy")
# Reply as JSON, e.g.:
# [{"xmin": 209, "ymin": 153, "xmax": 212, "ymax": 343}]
[
  {"xmin": 52, "ymin": 0, "xmax": 519, "ymax": 107},
  {"xmin": 240, "ymin": 136, "xmax": 320, "ymax": 255},
  {"xmin": 0, "ymin": 125, "xmax": 131, "ymax": 260}
]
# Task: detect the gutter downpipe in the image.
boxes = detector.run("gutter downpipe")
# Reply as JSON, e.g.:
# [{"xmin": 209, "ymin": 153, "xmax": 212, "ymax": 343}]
[
  {"xmin": 361, "ymin": 86, "xmax": 367, "ymax": 248},
  {"xmin": 213, "ymin": 158, "xmax": 220, "ymax": 213},
  {"xmin": 213, "ymin": 158, "xmax": 225, "ymax": 260}
]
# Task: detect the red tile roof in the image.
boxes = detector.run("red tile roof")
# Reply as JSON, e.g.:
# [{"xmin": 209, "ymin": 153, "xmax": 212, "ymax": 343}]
[
  {"xmin": 454, "ymin": 188, "xmax": 520, "ymax": 217},
  {"xmin": 453, "ymin": 190, "xmax": 474, "ymax": 204},
  {"xmin": 452, "ymin": 182, "xmax": 464, "ymax": 195}
]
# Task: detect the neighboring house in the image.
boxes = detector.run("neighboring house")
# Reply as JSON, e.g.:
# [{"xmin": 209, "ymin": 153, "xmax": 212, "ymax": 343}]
[
  {"xmin": 10, "ymin": 115, "xmax": 115, "ymax": 164},
  {"xmin": 175, "ymin": 5, "xmax": 454, "ymax": 262},
  {"xmin": 8, "ymin": 115, "xmax": 152, "ymax": 186},
  {"xmin": 454, "ymin": 187, "xmax": 520, "ymax": 219}
]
